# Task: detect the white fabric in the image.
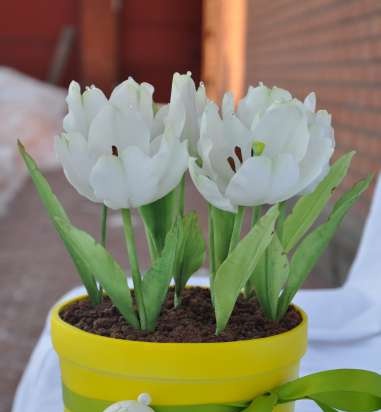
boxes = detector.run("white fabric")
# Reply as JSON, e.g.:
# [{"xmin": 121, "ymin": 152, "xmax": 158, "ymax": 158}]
[
  {"xmin": 12, "ymin": 176, "xmax": 381, "ymax": 412},
  {"xmin": 0, "ymin": 67, "xmax": 65, "ymax": 215}
]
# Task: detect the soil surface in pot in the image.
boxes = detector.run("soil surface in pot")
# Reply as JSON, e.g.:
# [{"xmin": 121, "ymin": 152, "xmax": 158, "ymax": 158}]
[{"xmin": 60, "ymin": 287, "xmax": 302, "ymax": 342}]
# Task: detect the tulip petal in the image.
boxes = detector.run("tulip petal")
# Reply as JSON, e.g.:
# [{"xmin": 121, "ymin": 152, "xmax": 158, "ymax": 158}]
[
  {"xmin": 156, "ymin": 139, "xmax": 189, "ymax": 196},
  {"xmin": 237, "ymin": 84, "xmax": 292, "ymax": 128},
  {"xmin": 295, "ymin": 135, "xmax": 334, "ymax": 194},
  {"xmin": 225, "ymin": 156, "xmax": 272, "ymax": 206},
  {"xmin": 63, "ymin": 81, "xmax": 107, "ymax": 137},
  {"xmin": 90, "ymin": 155, "xmax": 130, "ymax": 209},
  {"xmin": 267, "ymin": 154, "xmax": 300, "ymax": 203},
  {"xmin": 222, "ymin": 92, "xmax": 234, "ymax": 118},
  {"xmin": 209, "ymin": 114, "xmax": 252, "ymax": 189},
  {"xmin": 88, "ymin": 104, "xmax": 151, "ymax": 157},
  {"xmin": 164, "ymin": 99, "xmax": 186, "ymax": 141},
  {"xmin": 168, "ymin": 72, "xmax": 199, "ymax": 155},
  {"xmin": 253, "ymin": 103, "xmax": 309, "ymax": 162},
  {"xmin": 151, "ymin": 104, "xmax": 169, "ymax": 139},
  {"xmin": 270, "ymin": 86, "xmax": 293, "ymax": 102},
  {"xmin": 120, "ymin": 146, "xmax": 162, "ymax": 208},
  {"xmin": 196, "ymin": 82, "xmax": 208, "ymax": 115},
  {"xmin": 55, "ymin": 132, "xmax": 98, "ymax": 202},
  {"xmin": 189, "ymin": 158, "xmax": 236, "ymax": 212},
  {"xmin": 237, "ymin": 85, "xmax": 270, "ymax": 128},
  {"xmin": 304, "ymin": 92, "xmax": 316, "ymax": 112},
  {"xmin": 110, "ymin": 77, "xmax": 154, "ymax": 127}
]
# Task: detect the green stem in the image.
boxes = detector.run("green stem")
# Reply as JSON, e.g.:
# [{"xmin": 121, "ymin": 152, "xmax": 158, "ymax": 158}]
[
  {"xmin": 208, "ymin": 204, "xmax": 216, "ymax": 276},
  {"xmin": 97, "ymin": 205, "xmax": 109, "ymax": 300},
  {"xmin": 244, "ymin": 206, "xmax": 262, "ymax": 299},
  {"xmin": 121, "ymin": 209, "xmax": 147, "ymax": 330},
  {"xmin": 178, "ymin": 174, "xmax": 185, "ymax": 217},
  {"xmin": 251, "ymin": 205, "xmax": 262, "ymax": 228},
  {"xmin": 277, "ymin": 201, "xmax": 287, "ymax": 242},
  {"xmin": 208, "ymin": 203, "xmax": 216, "ymax": 301},
  {"xmin": 228, "ymin": 206, "xmax": 245, "ymax": 254},
  {"xmin": 101, "ymin": 205, "xmax": 108, "ymax": 247}
]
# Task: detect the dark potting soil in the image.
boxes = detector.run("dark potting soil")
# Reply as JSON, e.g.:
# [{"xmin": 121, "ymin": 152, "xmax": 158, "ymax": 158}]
[{"xmin": 60, "ymin": 287, "xmax": 302, "ymax": 343}]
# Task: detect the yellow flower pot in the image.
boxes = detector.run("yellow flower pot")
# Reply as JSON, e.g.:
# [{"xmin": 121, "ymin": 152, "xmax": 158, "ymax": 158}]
[{"xmin": 51, "ymin": 296, "xmax": 307, "ymax": 412}]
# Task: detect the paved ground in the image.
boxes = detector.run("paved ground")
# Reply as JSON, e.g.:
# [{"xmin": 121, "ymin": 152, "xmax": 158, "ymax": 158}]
[{"xmin": 0, "ymin": 171, "xmax": 334, "ymax": 412}]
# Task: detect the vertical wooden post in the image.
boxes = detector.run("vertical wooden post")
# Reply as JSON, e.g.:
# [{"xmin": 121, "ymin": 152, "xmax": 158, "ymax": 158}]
[
  {"xmin": 202, "ymin": 0, "xmax": 247, "ymax": 103},
  {"xmin": 80, "ymin": 0, "xmax": 120, "ymax": 93}
]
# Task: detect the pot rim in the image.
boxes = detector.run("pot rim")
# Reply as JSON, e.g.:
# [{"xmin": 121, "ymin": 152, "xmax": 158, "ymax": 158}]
[{"xmin": 51, "ymin": 293, "xmax": 308, "ymax": 347}]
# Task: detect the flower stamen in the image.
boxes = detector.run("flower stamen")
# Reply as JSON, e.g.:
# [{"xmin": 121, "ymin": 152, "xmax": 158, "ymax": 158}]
[
  {"xmin": 234, "ymin": 146, "xmax": 243, "ymax": 163},
  {"xmin": 112, "ymin": 145, "xmax": 119, "ymax": 157},
  {"xmin": 251, "ymin": 141, "xmax": 265, "ymax": 156},
  {"xmin": 227, "ymin": 156, "xmax": 236, "ymax": 172}
]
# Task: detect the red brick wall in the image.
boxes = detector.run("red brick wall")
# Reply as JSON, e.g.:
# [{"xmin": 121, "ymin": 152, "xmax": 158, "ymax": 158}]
[
  {"xmin": 246, "ymin": 0, "xmax": 381, "ymax": 217},
  {"xmin": 121, "ymin": 0, "xmax": 202, "ymax": 102},
  {"xmin": 0, "ymin": 0, "xmax": 79, "ymax": 86}
]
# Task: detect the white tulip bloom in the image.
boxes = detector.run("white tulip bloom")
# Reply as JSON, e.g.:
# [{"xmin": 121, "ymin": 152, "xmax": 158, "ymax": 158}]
[
  {"xmin": 55, "ymin": 78, "xmax": 188, "ymax": 209},
  {"xmin": 166, "ymin": 72, "xmax": 208, "ymax": 156},
  {"xmin": 189, "ymin": 84, "xmax": 335, "ymax": 213}
]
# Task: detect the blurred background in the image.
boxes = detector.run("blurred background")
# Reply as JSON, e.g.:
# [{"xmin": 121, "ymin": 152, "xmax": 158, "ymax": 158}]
[{"xmin": 0, "ymin": 1, "xmax": 380, "ymax": 411}]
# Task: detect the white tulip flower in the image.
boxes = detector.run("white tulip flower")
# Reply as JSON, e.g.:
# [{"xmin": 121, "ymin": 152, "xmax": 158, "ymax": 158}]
[
  {"xmin": 55, "ymin": 78, "xmax": 188, "ymax": 209},
  {"xmin": 166, "ymin": 71, "xmax": 208, "ymax": 157},
  {"xmin": 189, "ymin": 84, "xmax": 335, "ymax": 213}
]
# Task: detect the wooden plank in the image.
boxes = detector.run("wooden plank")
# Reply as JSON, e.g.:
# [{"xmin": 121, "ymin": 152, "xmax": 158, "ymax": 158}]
[{"xmin": 202, "ymin": 0, "xmax": 247, "ymax": 102}]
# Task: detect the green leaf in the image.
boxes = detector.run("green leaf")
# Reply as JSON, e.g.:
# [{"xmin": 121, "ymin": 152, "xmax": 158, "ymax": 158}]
[
  {"xmin": 18, "ymin": 141, "xmax": 101, "ymax": 304},
  {"xmin": 243, "ymin": 393, "xmax": 278, "ymax": 412},
  {"xmin": 139, "ymin": 189, "xmax": 179, "ymax": 261},
  {"xmin": 315, "ymin": 401, "xmax": 338, "ymax": 412},
  {"xmin": 282, "ymin": 152, "xmax": 355, "ymax": 252},
  {"xmin": 54, "ymin": 217, "xmax": 139, "ymax": 329},
  {"xmin": 277, "ymin": 175, "xmax": 372, "ymax": 319},
  {"xmin": 214, "ymin": 205, "xmax": 279, "ymax": 334},
  {"xmin": 228, "ymin": 206, "xmax": 245, "ymax": 253},
  {"xmin": 275, "ymin": 369, "xmax": 381, "ymax": 411},
  {"xmin": 311, "ymin": 392, "xmax": 381, "ymax": 411},
  {"xmin": 250, "ymin": 234, "xmax": 289, "ymax": 320},
  {"xmin": 209, "ymin": 205, "xmax": 236, "ymax": 273},
  {"xmin": 174, "ymin": 212, "xmax": 206, "ymax": 303},
  {"xmin": 142, "ymin": 219, "xmax": 181, "ymax": 331}
]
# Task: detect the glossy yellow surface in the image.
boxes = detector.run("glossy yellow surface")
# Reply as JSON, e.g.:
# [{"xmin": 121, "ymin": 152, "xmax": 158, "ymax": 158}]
[{"xmin": 52, "ymin": 295, "xmax": 308, "ymax": 411}]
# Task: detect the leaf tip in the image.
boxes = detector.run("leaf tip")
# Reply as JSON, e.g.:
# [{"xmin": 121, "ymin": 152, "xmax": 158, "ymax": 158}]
[{"xmin": 17, "ymin": 139, "xmax": 26, "ymax": 155}]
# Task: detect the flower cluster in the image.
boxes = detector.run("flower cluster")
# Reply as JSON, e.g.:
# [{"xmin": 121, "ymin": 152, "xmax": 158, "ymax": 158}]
[
  {"xmin": 55, "ymin": 77, "xmax": 189, "ymax": 209},
  {"xmin": 190, "ymin": 84, "xmax": 335, "ymax": 212},
  {"xmin": 20, "ymin": 72, "xmax": 369, "ymax": 334},
  {"xmin": 56, "ymin": 75, "xmax": 335, "ymax": 212}
]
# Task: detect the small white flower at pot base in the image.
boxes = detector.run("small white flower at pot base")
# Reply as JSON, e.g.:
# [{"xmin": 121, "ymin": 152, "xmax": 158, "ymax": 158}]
[
  {"xmin": 189, "ymin": 83, "xmax": 335, "ymax": 212},
  {"xmin": 103, "ymin": 393, "xmax": 154, "ymax": 412}
]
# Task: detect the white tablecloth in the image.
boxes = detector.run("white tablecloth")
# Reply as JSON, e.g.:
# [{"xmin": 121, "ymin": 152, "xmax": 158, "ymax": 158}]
[
  {"xmin": 12, "ymin": 176, "xmax": 381, "ymax": 412},
  {"xmin": 0, "ymin": 67, "xmax": 64, "ymax": 215}
]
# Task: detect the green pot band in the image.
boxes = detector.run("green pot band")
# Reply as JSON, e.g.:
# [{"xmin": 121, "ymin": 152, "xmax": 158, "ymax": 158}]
[
  {"xmin": 63, "ymin": 384, "xmax": 246, "ymax": 412},
  {"xmin": 63, "ymin": 369, "xmax": 381, "ymax": 412}
]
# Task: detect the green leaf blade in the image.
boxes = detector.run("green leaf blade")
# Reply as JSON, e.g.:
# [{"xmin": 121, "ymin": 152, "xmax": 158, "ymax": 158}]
[
  {"xmin": 142, "ymin": 219, "xmax": 182, "ymax": 331},
  {"xmin": 210, "ymin": 206, "xmax": 236, "ymax": 273},
  {"xmin": 250, "ymin": 234, "xmax": 289, "ymax": 320},
  {"xmin": 243, "ymin": 393, "xmax": 278, "ymax": 412},
  {"xmin": 282, "ymin": 151, "xmax": 355, "ymax": 252},
  {"xmin": 278, "ymin": 174, "xmax": 372, "ymax": 319},
  {"xmin": 54, "ymin": 218, "xmax": 139, "ymax": 329},
  {"xmin": 214, "ymin": 205, "xmax": 279, "ymax": 334},
  {"xmin": 18, "ymin": 142, "xmax": 101, "ymax": 304},
  {"xmin": 275, "ymin": 369, "xmax": 381, "ymax": 409},
  {"xmin": 139, "ymin": 189, "xmax": 179, "ymax": 261},
  {"xmin": 174, "ymin": 212, "xmax": 206, "ymax": 302}
]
